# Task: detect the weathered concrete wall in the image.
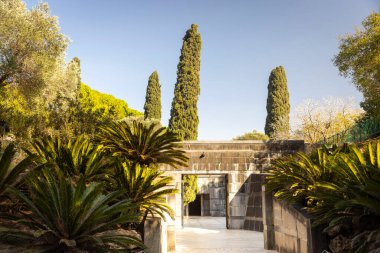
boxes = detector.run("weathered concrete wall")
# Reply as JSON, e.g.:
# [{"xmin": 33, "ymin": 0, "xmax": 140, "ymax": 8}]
[
  {"xmin": 262, "ymin": 185, "xmax": 328, "ymax": 253},
  {"xmin": 162, "ymin": 140, "xmax": 304, "ymax": 173}
]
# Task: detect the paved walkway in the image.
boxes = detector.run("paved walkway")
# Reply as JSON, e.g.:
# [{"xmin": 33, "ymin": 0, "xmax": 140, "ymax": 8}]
[{"xmin": 173, "ymin": 217, "xmax": 277, "ymax": 253}]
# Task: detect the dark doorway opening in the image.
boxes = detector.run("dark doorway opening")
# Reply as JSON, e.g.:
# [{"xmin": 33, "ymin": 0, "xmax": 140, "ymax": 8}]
[{"xmin": 188, "ymin": 194, "xmax": 201, "ymax": 216}]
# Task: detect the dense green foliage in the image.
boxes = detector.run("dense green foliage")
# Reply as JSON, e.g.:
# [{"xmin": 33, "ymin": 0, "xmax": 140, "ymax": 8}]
[
  {"xmin": 29, "ymin": 135, "xmax": 112, "ymax": 182},
  {"xmin": 234, "ymin": 130, "xmax": 269, "ymax": 141},
  {"xmin": 0, "ymin": 144, "xmax": 32, "ymax": 201},
  {"xmin": 266, "ymin": 142, "xmax": 380, "ymax": 252},
  {"xmin": 0, "ymin": 82, "xmax": 142, "ymax": 142},
  {"xmin": 0, "ymin": 119, "xmax": 188, "ymax": 251},
  {"xmin": 169, "ymin": 24, "xmax": 202, "ymax": 141},
  {"xmin": 115, "ymin": 163, "xmax": 177, "ymax": 221},
  {"xmin": 183, "ymin": 175, "xmax": 199, "ymax": 207},
  {"xmin": 144, "ymin": 71, "xmax": 162, "ymax": 121},
  {"xmin": 334, "ymin": 10, "xmax": 380, "ymax": 120},
  {"xmin": 0, "ymin": 57, "xmax": 81, "ymax": 142},
  {"xmin": 77, "ymin": 83, "xmax": 142, "ymax": 136},
  {"xmin": 0, "ymin": 168, "xmax": 143, "ymax": 252},
  {"xmin": 264, "ymin": 66, "xmax": 290, "ymax": 139}
]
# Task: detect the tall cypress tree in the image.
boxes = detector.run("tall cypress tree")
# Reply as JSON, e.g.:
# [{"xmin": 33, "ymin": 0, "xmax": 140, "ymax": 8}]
[
  {"xmin": 168, "ymin": 24, "xmax": 202, "ymax": 140},
  {"xmin": 264, "ymin": 66, "xmax": 290, "ymax": 138},
  {"xmin": 144, "ymin": 71, "xmax": 161, "ymax": 121}
]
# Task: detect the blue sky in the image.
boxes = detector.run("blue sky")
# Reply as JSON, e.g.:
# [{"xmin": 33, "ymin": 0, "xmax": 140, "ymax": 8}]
[{"xmin": 25, "ymin": 0, "xmax": 379, "ymax": 140}]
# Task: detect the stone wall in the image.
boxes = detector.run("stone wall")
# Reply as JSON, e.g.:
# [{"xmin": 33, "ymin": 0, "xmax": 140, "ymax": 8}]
[
  {"xmin": 197, "ymin": 175, "xmax": 226, "ymax": 217},
  {"xmin": 262, "ymin": 185, "xmax": 328, "ymax": 253},
  {"xmin": 243, "ymin": 174, "xmax": 265, "ymax": 231}
]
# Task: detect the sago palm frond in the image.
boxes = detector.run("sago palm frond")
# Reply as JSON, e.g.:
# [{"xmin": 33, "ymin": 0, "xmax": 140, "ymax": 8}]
[
  {"xmin": 116, "ymin": 162, "xmax": 177, "ymax": 221},
  {"xmin": 29, "ymin": 135, "xmax": 113, "ymax": 182},
  {"xmin": 0, "ymin": 143, "xmax": 32, "ymax": 200},
  {"xmin": 99, "ymin": 120, "xmax": 188, "ymax": 168},
  {"xmin": 0, "ymin": 168, "xmax": 144, "ymax": 252}
]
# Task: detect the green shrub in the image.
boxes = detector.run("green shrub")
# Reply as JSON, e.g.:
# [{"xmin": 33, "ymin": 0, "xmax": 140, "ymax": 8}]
[{"xmin": 0, "ymin": 168, "xmax": 143, "ymax": 252}]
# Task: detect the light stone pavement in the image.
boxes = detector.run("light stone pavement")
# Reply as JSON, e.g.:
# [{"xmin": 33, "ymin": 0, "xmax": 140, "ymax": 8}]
[{"xmin": 172, "ymin": 217, "xmax": 277, "ymax": 253}]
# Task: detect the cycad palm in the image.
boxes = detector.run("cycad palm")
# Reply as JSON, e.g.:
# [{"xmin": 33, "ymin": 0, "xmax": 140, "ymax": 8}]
[
  {"xmin": 0, "ymin": 143, "xmax": 32, "ymax": 202},
  {"xmin": 29, "ymin": 135, "xmax": 112, "ymax": 182},
  {"xmin": 116, "ymin": 162, "xmax": 177, "ymax": 220},
  {"xmin": 311, "ymin": 142, "xmax": 380, "ymax": 223},
  {"xmin": 99, "ymin": 120, "xmax": 188, "ymax": 168},
  {"xmin": 266, "ymin": 147, "xmax": 334, "ymax": 205},
  {"xmin": 0, "ymin": 168, "xmax": 144, "ymax": 252},
  {"xmin": 266, "ymin": 141, "xmax": 380, "ymax": 253},
  {"xmin": 99, "ymin": 120, "xmax": 187, "ymax": 230}
]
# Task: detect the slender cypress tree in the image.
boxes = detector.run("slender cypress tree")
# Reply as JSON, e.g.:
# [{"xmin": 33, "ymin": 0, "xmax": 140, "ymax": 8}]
[
  {"xmin": 144, "ymin": 71, "xmax": 161, "ymax": 121},
  {"xmin": 264, "ymin": 66, "xmax": 290, "ymax": 138},
  {"xmin": 168, "ymin": 24, "xmax": 202, "ymax": 140}
]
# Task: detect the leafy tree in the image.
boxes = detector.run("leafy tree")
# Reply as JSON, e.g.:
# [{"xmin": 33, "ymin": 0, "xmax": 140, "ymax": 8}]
[
  {"xmin": 234, "ymin": 130, "xmax": 269, "ymax": 141},
  {"xmin": 294, "ymin": 97, "xmax": 363, "ymax": 143},
  {"xmin": 0, "ymin": 0, "xmax": 142, "ymax": 143},
  {"xmin": 0, "ymin": 81, "xmax": 142, "ymax": 143},
  {"xmin": 47, "ymin": 57, "xmax": 82, "ymax": 139},
  {"xmin": 77, "ymin": 83, "xmax": 142, "ymax": 136},
  {"xmin": 0, "ymin": 56, "xmax": 82, "ymax": 142},
  {"xmin": 0, "ymin": 0, "xmax": 68, "ymax": 97},
  {"xmin": 334, "ymin": 10, "xmax": 380, "ymax": 119},
  {"xmin": 169, "ymin": 24, "xmax": 202, "ymax": 141},
  {"xmin": 0, "ymin": 168, "xmax": 144, "ymax": 252},
  {"xmin": 264, "ymin": 66, "xmax": 290, "ymax": 139},
  {"xmin": 144, "ymin": 71, "xmax": 162, "ymax": 121}
]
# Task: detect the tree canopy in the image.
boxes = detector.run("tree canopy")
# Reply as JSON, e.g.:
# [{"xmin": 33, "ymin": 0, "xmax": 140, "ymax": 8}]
[
  {"xmin": 234, "ymin": 130, "xmax": 269, "ymax": 141},
  {"xmin": 0, "ymin": 0, "xmax": 69, "ymax": 97},
  {"xmin": 334, "ymin": 10, "xmax": 380, "ymax": 119},
  {"xmin": 0, "ymin": 82, "xmax": 141, "ymax": 142},
  {"xmin": 294, "ymin": 97, "xmax": 363, "ymax": 143}
]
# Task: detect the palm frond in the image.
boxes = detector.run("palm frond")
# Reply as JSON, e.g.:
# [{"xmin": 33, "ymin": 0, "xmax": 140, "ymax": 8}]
[{"xmin": 0, "ymin": 168, "xmax": 143, "ymax": 252}]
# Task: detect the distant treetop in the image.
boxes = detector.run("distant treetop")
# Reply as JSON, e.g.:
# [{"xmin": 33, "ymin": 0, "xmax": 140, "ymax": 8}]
[{"xmin": 234, "ymin": 130, "xmax": 269, "ymax": 141}]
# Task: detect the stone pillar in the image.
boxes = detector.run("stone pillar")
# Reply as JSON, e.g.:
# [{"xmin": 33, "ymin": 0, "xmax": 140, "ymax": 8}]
[
  {"xmin": 228, "ymin": 171, "xmax": 250, "ymax": 229},
  {"xmin": 163, "ymin": 172, "xmax": 182, "ymax": 252},
  {"xmin": 144, "ymin": 217, "xmax": 167, "ymax": 253},
  {"xmin": 166, "ymin": 193, "xmax": 177, "ymax": 252},
  {"xmin": 262, "ymin": 184, "xmax": 275, "ymax": 250}
]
